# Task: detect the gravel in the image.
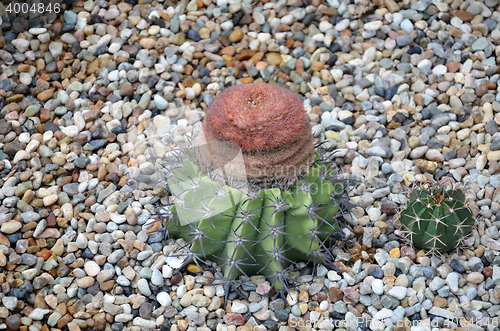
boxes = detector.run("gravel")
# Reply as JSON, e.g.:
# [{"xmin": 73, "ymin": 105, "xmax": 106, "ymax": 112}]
[{"xmin": 2, "ymin": 0, "xmax": 500, "ymax": 329}]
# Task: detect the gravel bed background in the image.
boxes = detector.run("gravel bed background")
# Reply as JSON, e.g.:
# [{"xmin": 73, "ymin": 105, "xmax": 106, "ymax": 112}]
[{"xmin": 1, "ymin": 0, "xmax": 500, "ymax": 330}]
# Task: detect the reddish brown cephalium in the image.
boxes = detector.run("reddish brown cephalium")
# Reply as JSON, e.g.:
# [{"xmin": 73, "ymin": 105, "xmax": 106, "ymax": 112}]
[{"xmin": 197, "ymin": 83, "xmax": 315, "ymax": 188}]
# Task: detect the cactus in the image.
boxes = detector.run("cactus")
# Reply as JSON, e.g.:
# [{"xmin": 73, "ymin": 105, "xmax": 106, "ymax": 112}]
[
  {"xmin": 396, "ymin": 180, "xmax": 475, "ymax": 253},
  {"xmin": 158, "ymin": 83, "xmax": 353, "ymax": 292}
]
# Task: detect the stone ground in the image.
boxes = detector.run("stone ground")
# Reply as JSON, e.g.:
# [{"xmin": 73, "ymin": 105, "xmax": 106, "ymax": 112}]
[{"xmin": 2, "ymin": 0, "xmax": 500, "ymax": 330}]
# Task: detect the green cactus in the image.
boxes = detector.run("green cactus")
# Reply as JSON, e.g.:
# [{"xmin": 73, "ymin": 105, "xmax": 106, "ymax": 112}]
[
  {"xmin": 158, "ymin": 83, "xmax": 353, "ymax": 292},
  {"xmin": 164, "ymin": 148, "xmax": 351, "ymax": 290},
  {"xmin": 396, "ymin": 181, "xmax": 475, "ymax": 253}
]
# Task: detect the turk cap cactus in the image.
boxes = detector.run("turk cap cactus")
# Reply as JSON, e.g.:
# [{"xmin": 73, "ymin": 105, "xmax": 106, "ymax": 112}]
[
  {"xmin": 159, "ymin": 82, "xmax": 353, "ymax": 294},
  {"xmin": 395, "ymin": 179, "xmax": 475, "ymax": 254}
]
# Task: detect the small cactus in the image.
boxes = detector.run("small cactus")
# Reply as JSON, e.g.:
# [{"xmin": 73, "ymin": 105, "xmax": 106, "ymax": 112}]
[
  {"xmin": 396, "ymin": 180, "xmax": 475, "ymax": 253},
  {"xmin": 159, "ymin": 83, "xmax": 353, "ymax": 291}
]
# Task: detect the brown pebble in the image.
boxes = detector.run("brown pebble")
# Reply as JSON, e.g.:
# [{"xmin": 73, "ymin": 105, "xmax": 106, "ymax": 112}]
[
  {"xmin": 134, "ymin": 240, "xmax": 145, "ymax": 251},
  {"xmin": 34, "ymin": 294, "xmax": 47, "ymax": 309},
  {"xmin": 72, "ymin": 134, "xmax": 88, "ymax": 146},
  {"xmin": 328, "ymin": 287, "xmax": 343, "ymax": 302},
  {"xmin": 95, "ymin": 255, "xmax": 106, "ymax": 265},
  {"xmin": 266, "ymin": 52, "xmax": 282, "ymax": 65},
  {"xmin": 184, "ymin": 77, "xmax": 196, "ymax": 87},
  {"xmin": 37, "ymin": 89, "xmax": 55, "ymax": 101},
  {"xmin": 381, "ymin": 201, "xmax": 398, "ymax": 215},
  {"xmin": 119, "ymin": 84, "xmax": 134, "ymax": 97},
  {"xmin": 436, "ymin": 93, "xmax": 449, "ymax": 104},
  {"xmin": 490, "ymin": 161, "xmax": 500, "ymax": 174},
  {"xmin": 105, "ymin": 173, "xmax": 120, "ymax": 183},
  {"xmin": 126, "ymin": 212, "xmax": 138, "ymax": 225},
  {"xmin": 446, "ymin": 61, "xmax": 460, "ymax": 73},
  {"xmin": 236, "ymin": 49, "xmax": 256, "ymax": 61},
  {"xmin": 0, "ymin": 233, "xmax": 10, "ymax": 246},
  {"xmin": 83, "ymin": 109, "xmax": 102, "ymax": 122},
  {"xmin": 100, "ymin": 280, "xmax": 115, "ymax": 292},
  {"xmin": 98, "ymin": 87, "xmax": 111, "ymax": 96},
  {"xmin": 239, "ymin": 77, "xmax": 254, "ymax": 84},
  {"xmin": 484, "ymin": 267, "xmax": 493, "ymax": 278},
  {"xmin": 53, "ymin": 130, "xmax": 65, "ymax": 140},
  {"xmin": 56, "ymin": 217, "xmax": 68, "ymax": 228},
  {"xmin": 453, "ymin": 10, "xmax": 474, "ymax": 22},
  {"xmin": 39, "ymin": 108, "xmax": 51, "ymax": 122},
  {"xmin": 47, "ymin": 213, "xmax": 57, "ymax": 228},
  {"xmin": 476, "ymin": 82, "xmax": 489, "ymax": 97},
  {"xmin": 217, "ymin": 36, "xmax": 229, "ymax": 47},
  {"xmin": 433, "ymin": 296, "xmax": 447, "ymax": 308},
  {"xmin": 118, "ymin": 176, "xmax": 128, "ymax": 187},
  {"xmin": 60, "ymin": 176, "xmax": 73, "ymax": 187},
  {"xmin": 312, "ymin": 292, "xmax": 327, "ymax": 303},
  {"xmin": 249, "ymin": 52, "xmax": 264, "ymax": 65},
  {"xmin": 171, "ymin": 272, "xmax": 182, "ymax": 284},
  {"xmin": 66, "ymin": 99, "xmax": 76, "ymax": 111},
  {"xmin": 57, "ymin": 314, "xmax": 72, "ymax": 328},
  {"xmin": 98, "ymin": 166, "xmax": 107, "ymax": 181},
  {"xmin": 343, "ymin": 288, "xmax": 360, "ymax": 304},
  {"xmin": 76, "ymin": 276, "xmax": 95, "ymax": 288},
  {"xmin": 6, "ymin": 314, "xmax": 21, "ymax": 330},
  {"xmin": 400, "ymin": 246, "xmax": 416, "ymax": 260},
  {"xmin": 220, "ymin": 46, "xmax": 235, "ymax": 56},
  {"xmin": 295, "ymin": 59, "xmax": 304, "ymax": 75},
  {"xmin": 228, "ymin": 29, "xmax": 243, "ymax": 43},
  {"xmin": 311, "ymin": 61, "xmax": 325, "ymax": 71},
  {"xmin": 176, "ymin": 90, "xmax": 185, "ymax": 98},
  {"xmin": 118, "ymin": 239, "xmax": 134, "ymax": 253},
  {"xmin": 85, "ymin": 196, "xmax": 96, "ymax": 208},
  {"xmin": 353, "ymin": 226, "xmax": 364, "ymax": 236},
  {"xmin": 116, "ymin": 256, "xmax": 129, "ymax": 269},
  {"xmin": 185, "ymin": 64, "xmax": 194, "ymax": 75},
  {"xmin": 223, "ymin": 313, "xmax": 245, "ymax": 326}
]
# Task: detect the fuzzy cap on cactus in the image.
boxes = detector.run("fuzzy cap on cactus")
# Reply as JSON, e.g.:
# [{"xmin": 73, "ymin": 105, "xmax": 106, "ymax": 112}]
[
  {"xmin": 395, "ymin": 180, "xmax": 475, "ymax": 253},
  {"xmin": 196, "ymin": 82, "xmax": 315, "ymax": 188},
  {"xmin": 161, "ymin": 83, "xmax": 352, "ymax": 292}
]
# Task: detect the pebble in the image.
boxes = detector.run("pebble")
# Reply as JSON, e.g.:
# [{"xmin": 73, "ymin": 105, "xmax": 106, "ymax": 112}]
[
  {"xmin": 157, "ymin": 292, "xmax": 172, "ymax": 307},
  {"xmin": 84, "ymin": 261, "xmax": 100, "ymax": 277},
  {"xmin": 6, "ymin": 315, "xmax": 21, "ymax": 330},
  {"xmin": 388, "ymin": 286, "xmax": 407, "ymax": 300},
  {"xmin": 28, "ymin": 308, "xmax": 50, "ymax": 320},
  {"xmin": 2, "ymin": 297, "xmax": 18, "ymax": 310},
  {"xmin": 231, "ymin": 302, "xmax": 248, "ymax": 314},
  {"xmin": 137, "ymin": 279, "xmax": 152, "ymax": 296},
  {"xmin": 372, "ymin": 279, "xmax": 384, "ymax": 295}
]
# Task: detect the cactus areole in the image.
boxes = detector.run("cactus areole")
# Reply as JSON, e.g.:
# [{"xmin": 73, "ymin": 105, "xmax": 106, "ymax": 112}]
[
  {"xmin": 165, "ymin": 83, "xmax": 351, "ymax": 290},
  {"xmin": 397, "ymin": 183, "xmax": 475, "ymax": 253}
]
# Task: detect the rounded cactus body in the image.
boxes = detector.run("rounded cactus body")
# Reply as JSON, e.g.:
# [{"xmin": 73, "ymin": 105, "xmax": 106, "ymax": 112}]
[
  {"xmin": 397, "ymin": 183, "xmax": 475, "ymax": 252},
  {"xmin": 167, "ymin": 152, "xmax": 346, "ymax": 289}
]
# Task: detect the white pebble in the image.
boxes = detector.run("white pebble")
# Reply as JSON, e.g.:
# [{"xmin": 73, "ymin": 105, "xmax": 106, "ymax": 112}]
[
  {"xmin": 371, "ymin": 279, "xmax": 384, "ymax": 295},
  {"xmin": 157, "ymin": 292, "xmax": 172, "ymax": 307}
]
